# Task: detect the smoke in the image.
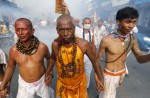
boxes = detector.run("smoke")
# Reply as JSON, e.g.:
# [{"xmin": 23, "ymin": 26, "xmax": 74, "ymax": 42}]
[
  {"xmin": 13, "ymin": 0, "xmax": 85, "ymax": 20},
  {"xmin": 0, "ymin": 6, "xmax": 26, "ymax": 22}
]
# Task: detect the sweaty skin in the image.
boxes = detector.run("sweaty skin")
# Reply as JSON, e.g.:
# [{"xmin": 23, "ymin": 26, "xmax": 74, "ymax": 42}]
[
  {"xmin": 10, "ymin": 41, "xmax": 49, "ymax": 82},
  {"xmin": 46, "ymin": 15, "xmax": 104, "ymax": 93},
  {"xmin": 0, "ymin": 19, "xmax": 50, "ymax": 92},
  {"xmin": 97, "ymin": 18, "xmax": 150, "ymax": 72}
]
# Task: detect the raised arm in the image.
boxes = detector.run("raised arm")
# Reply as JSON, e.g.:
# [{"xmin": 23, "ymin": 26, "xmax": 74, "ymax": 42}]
[
  {"xmin": 132, "ymin": 37, "xmax": 150, "ymax": 63},
  {"xmin": 62, "ymin": 1, "xmax": 70, "ymax": 15}
]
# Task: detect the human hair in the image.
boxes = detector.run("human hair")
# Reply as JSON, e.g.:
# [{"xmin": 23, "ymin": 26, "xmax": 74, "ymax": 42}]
[
  {"xmin": 116, "ymin": 6, "xmax": 139, "ymax": 21},
  {"xmin": 15, "ymin": 18, "xmax": 33, "ymax": 29},
  {"xmin": 82, "ymin": 17, "xmax": 91, "ymax": 23}
]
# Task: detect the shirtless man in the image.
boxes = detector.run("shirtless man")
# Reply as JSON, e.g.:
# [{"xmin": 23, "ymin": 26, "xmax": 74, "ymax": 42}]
[
  {"xmin": 96, "ymin": 7, "xmax": 150, "ymax": 98},
  {"xmin": 45, "ymin": 14, "xmax": 104, "ymax": 98},
  {"xmin": 0, "ymin": 18, "xmax": 53, "ymax": 98}
]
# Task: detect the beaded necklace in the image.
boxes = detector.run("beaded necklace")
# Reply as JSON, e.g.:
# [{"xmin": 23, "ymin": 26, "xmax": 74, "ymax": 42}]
[
  {"xmin": 16, "ymin": 35, "xmax": 39, "ymax": 55},
  {"xmin": 57, "ymin": 37, "xmax": 77, "ymax": 78}
]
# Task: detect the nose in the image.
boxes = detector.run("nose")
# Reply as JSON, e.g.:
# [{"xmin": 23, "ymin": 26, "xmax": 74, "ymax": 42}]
[
  {"xmin": 129, "ymin": 23, "xmax": 135, "ymax": 29},
  {"xmin": 64, "ymin": 30, "xmax": 68, "ymax": 35},
  {"xmin": 18, "ymin": 29, "xmax": 23, "ymax": 35},
  {"xmin": 129, "ymin": 23, "xmax": 133, "ymax": 27}
]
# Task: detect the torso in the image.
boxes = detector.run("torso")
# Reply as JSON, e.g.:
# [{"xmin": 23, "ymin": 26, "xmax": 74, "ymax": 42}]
[
  {"xmin": 105, "ymin": 34, "xmax": 134, "ymax": 71},
  {"xmin": 12, "ymin": 42, "xmax": 46, "ymax": 83},
  {"xmin": 53, "ymin": 38, "xmax": 87, "ymax": 86}
]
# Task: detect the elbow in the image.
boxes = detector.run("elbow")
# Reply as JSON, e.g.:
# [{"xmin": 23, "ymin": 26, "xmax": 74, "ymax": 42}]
[
  {"xmin": 137, "ymin": 60, "xmax": 143, "ymax": 64},
  {"xmin": 137, "ymin": 59, "xmax": 144, "ymax": 64}
]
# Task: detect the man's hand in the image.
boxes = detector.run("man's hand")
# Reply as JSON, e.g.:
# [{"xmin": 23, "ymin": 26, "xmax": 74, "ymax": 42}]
[
  {"xmin": 95, "ymin": 78, "xmax": 104, "ymax": 92},
  {"xmin": 45, "ymin": 73, "xmax": 53, "ymax": 86},
  {"xmin": 62, "ymin": 1, "xmax": 68, "ymax": 10},
  {"xmin": 62, "ymin": 0, "xmax": 70, "ymax": 15},
  {"xmin": 0, "ymin": 86, "xmax": 10, "ymax": 98}
]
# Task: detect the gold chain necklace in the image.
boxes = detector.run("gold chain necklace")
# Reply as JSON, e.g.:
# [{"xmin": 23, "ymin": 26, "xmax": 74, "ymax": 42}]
[
  {"xmin": 16, "ymin": 35, "xmax": 39, "ymax": 55},
  {"xmin": 57, "ymin": 38, "xmax": 77, "ymax": 78}
]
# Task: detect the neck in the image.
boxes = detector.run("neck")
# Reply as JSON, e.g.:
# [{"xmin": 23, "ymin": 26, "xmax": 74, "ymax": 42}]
[
  {"xmin": 62, "ymin": 37, "xmax": 75, "ymax": 47},
  {"xmin": 83, "ymin": 29, "xmax": 89, "ymax": 33},
  {"xmin": 22, "ymin": 40, "xmax": 30, "ymax": 47},
  {"xmin": 16, "ymin": 35, "xmax": 39, "ymax": 55},
  {"xmin": 21, "ymin": 36, "xmax": 33, "ymax": 47},
  {"xmin": 117, "ymin": 29, "xmax": 127, "ymax": 36}
]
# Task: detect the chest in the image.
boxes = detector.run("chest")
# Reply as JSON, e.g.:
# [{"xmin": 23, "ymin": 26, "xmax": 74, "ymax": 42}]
[
  {"xmin": 56, "ymin": 45, "xmax": 83, "ymax": 62},
  {"xmin": 107, "ymin": 38, "xmax": 132, "ymax": 55},
  {"xmin": 14, "ymin": 49, "xmax": 44, "ymax": 65}
]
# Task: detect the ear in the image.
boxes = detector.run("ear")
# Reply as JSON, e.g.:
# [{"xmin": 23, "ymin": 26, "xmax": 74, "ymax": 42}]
[
  {"xmin": 116, "ymin": 20, "xmax": 120, "ymax": 25},
  {"xmin": 32, "ymin": 28, "xmax": 35, "ymax": 35},
  {"xmin": 56, "ymin": 27, "xmax": 59, "ymax": 35}
]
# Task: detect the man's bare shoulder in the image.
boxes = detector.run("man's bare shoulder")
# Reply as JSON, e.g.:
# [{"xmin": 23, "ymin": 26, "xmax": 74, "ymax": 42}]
[
  {"xmin": 76, "ymin": 37, "xmax": 89, "ymax": 46},
  {"xmin": 76, "ymin": 37, "xmax": 90, "ymax": 53},
  {"xmin": 9, "ymin": 45, "xmax": 18, "ymax": 57},
  {"xmin": 131, "ymin": 34, "xmax": 138, "ymax": 43},
  {"xmin": 101, "ymin": 34, "xmax": 113, "ymax": 43},
  {"xmin": 51, "ymin": 40, "xmax": 58, "ymax": 48},
  {"xmin": 10, "ymin": 44, "xmax": 17, "ymax": 52},
  {"xmin": 38, "ymin": 41, "xmax": 48, "ymax": 49}
]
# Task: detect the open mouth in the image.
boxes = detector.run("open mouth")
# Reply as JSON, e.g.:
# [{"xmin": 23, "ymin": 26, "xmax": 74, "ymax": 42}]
[
  {"xmin": 127, "ymin": 29, "xmax": 132, "ymax": 32},
  {"xmin": 20, "ymin": 35, "xmax": 25, "ymax": 39}
]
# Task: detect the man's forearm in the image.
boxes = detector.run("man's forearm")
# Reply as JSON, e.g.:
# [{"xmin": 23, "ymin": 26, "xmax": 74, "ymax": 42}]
[
  {"xmin": 137, "ymin": 54, "xmax": 150, "ymax": 63},
  {"xmin": 93, "ymin": 61, "xmax": 104, "ymax": 82},
  {"xmin": 0, "ymin": 66, "xmax": 15, "ymax": 90},
  {"xmin": 46, "ymin": 59, "xmax": 55, "ymax": 75},
  {"xmin": 92, "ymin": 45, "xmax": 96, "ymax": 56}
]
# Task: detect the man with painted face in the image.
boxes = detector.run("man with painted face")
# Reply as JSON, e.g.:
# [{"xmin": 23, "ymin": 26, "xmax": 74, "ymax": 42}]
[
  {"xmin": 96, "ymin": 7, "xmax": 150, "ymax": 98},
  {"xmin": 0, "ymin": 18, "xmax": 53, "ymax": 98},
  {"xmin": 46, "ymin": 14, "xmax": 104, "ymax": 98}
]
